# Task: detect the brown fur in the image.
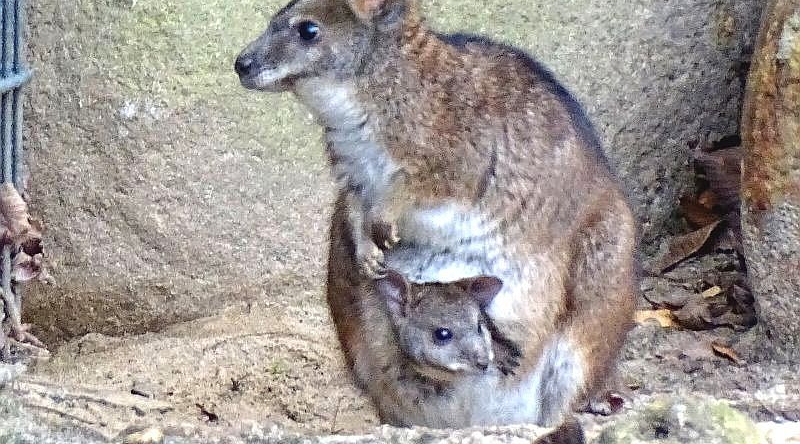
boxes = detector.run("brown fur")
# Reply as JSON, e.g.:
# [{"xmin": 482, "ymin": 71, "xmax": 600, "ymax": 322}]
[{"xmin": 236, "ymin": 0, "xmax": 638, "ymax": 427}]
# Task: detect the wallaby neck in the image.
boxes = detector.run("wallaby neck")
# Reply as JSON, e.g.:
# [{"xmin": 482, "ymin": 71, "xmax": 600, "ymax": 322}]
[{"xmin": 293, "ymin": 78, "xmax": 368, "ymax": 132}]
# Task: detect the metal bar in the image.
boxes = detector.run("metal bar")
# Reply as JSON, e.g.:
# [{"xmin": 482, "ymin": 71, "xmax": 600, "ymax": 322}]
[
  {"xmin": 0, "ymin": 0, "xmax": 27, "ymax": 333},
  {"xmin": 12, "ymin": 0, "xmax": 23, "ymax": 190},
  {"xmin": 0, "ymin": 0, "xmax": 9, "ymax": 331},
  {"xmin": 3, "ymin": 0, "xmax": 16, "ymax": 186},
  {"xmin": 0, "ymin": 70, "xmax": 29, "ymax": 93},
  {"xmin": 3, "ymin": 0, "xmax": 12, "ymax": 76},
  {"xmin": 0, "ymin": 0, "xmax": 6, "ymax": 74},
  {"xmin": 0, "ymin": 0, "xmax": 5, "ymax": 331},
  {"xmin": 11, "ymin": 0, "xmax": 21, "ymax": 314},
  {"xmin": 12, "ymin": 0, "xmax": 18, "ymax": 71}
]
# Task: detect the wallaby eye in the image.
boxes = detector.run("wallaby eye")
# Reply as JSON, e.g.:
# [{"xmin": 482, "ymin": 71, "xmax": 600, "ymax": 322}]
[
  {"xmin": 433, "ymin": 328, "xmax": 453, "ymax": 344},
  {"xmin": 297, "ymin": 21, "xmax": 320, "ymax": 41}
]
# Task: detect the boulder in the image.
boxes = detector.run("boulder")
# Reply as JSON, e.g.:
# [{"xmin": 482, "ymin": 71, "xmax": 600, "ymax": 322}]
[{"xmin": 740, "ymin": 0, "xmax": 800, "ymax": 363}]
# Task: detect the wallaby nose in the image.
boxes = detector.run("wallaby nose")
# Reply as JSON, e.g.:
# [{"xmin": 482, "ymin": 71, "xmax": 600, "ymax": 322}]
[
  {"xmin": 476, "ymin": 360, "xmax": 489, "ymax": 371},
  {"xmin": 235, "ymin": 54, "xmax": 255, "ymax": 77}
]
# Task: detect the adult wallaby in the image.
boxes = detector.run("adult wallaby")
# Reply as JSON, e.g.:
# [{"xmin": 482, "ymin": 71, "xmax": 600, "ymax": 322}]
[{"xmin": 235, "ymin": 0, "xmax": 637, "ymax": 427}]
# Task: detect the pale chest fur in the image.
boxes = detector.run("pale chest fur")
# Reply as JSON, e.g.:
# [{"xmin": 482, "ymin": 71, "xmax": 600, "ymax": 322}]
[
  {"xmin": 294, "ymin": 78, "xmax": 397, "ymax": 208},
  {"xmin": 296, "ymin": 78, "xmax": 547, "ymax": 319}
]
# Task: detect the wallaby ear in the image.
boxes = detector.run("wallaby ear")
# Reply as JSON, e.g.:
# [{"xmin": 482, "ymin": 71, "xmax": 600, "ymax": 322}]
[
  {"xmin": 457, "ymin": 276, "xmax": 503, "ymax": 308},
  {"xmin": 376, "ymin": 269, "xmax": 409, "ymax": 317},
  {"xmin": 347, "ymin": 0, "xmax": 412, "ymax": 27}
]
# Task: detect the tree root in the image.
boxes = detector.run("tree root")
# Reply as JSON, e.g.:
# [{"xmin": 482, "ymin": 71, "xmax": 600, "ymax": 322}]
[
  {"xmin": 1, "ymin": 287, "xmax": 48, "ymax": 360},
  {"xmin": 0, "ymin": 182, "xmax": 49, "ymax": 362}
]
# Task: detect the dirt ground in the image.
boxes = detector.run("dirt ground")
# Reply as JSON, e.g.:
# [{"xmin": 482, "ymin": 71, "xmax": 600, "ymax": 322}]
[{"xmin": 8, "ymin": 247, "xmax": 797, "ymax": 442}]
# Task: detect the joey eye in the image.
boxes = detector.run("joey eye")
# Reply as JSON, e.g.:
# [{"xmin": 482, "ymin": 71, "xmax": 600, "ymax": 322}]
[
  {"xmin": 433, "ymin": 328, "xmax": 453, "ymax": 344},
  {"xmin": 297, "ymin": 21, "xmax": 320, "ymax": 41}
]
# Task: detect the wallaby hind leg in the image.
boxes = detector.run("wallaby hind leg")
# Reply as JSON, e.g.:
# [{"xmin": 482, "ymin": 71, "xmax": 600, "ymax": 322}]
[
  {"xmin": 537, "ymin": 196, "xmax": 637, "ymax": 425},
  {"xmin": 564, "ymin": 196, "xmax": 637, "ymax": 411},
  {"xmin": 326, "ymin": 191, "xmax": 370, "ymax": 388}
]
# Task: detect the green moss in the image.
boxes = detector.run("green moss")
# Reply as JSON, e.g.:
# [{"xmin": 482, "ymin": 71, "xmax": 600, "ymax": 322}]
[
  {"xmin": 68, "ymin": 0, "xmax": 320, "ymax": 163},
  {"xmin": 100, "ymin": 0, "xmax": 274, "ymax": 105},
  {"xmin": 598, "ymin": 397, "xmax": 762, "ymax": 444},
  {"xmin": 65, "ymin": 0, "xmax": 566, "ymax": 165},
  {"xmin": 708, "ymin": 402, "xmax": 762, "ymax": 444}
]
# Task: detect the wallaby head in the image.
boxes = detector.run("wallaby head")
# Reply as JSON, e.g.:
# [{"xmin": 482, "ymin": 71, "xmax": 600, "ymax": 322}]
[
  {"xmin": 376, "ymin": 270, "xmax": 504, "ymax": 378},
  {"xmin": 234, "ymin": 0, "xmax": 419, "ymax": 92}
]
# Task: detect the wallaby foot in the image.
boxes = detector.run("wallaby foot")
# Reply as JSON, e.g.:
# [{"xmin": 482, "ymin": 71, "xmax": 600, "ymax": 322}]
[{"xmin": 535, "ymin": 417, "xmax": 585, "ymax": 444}]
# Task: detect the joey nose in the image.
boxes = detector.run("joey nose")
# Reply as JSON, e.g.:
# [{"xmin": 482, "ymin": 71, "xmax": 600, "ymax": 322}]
[{"xmin": 235, "ymin": 54, "xmax": 255, "ymax": 77}]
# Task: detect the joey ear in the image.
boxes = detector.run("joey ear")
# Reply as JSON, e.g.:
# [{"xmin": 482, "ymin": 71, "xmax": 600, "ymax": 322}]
[
  {"xmin": 376, "ymin": 269, "xmax": 409, "ymax": 317},
  {"xmin": 347, "ymin": 0, "xmax": 413, "ymax": 28},
  {"xmin": 457, "ymin": 276, "xmax": 503, "ymax": 308}
]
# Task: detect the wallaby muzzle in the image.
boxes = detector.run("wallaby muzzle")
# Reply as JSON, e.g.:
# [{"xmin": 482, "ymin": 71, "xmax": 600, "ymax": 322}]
[{"xmin": 234, "ymin": 34, "xmax": 289, "ymax": 92}]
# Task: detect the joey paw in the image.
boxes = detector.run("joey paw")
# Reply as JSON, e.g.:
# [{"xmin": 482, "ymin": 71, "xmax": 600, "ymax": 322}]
[
  {"xmin": 493, "ymin": 341, "xmax": 521, "ymax": 376},
  {"xmin": 496, "ymin": 355, "xmax": 519, "ymax": 376}
]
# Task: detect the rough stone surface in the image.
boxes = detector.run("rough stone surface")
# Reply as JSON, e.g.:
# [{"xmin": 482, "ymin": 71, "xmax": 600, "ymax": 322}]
[
  {"xmin": 22, "ymin": 0, "xmax": 762, "ymax": 341},
  {"xmin": 596, "ymin": 396, "xmax": 763, "ymax": 444},
  {"xmin": 740, "ymin": 0, "xmax": 800, "ymax": 363},
  {"xmin": 24, "ymin": 1, "xmax": 332, "ymax": 344}
]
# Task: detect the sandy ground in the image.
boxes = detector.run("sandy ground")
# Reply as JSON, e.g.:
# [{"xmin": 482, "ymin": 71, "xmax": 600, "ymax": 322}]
[{"xmin": 10, "ymin": 249, "xmax": 796, "ymax": 442}]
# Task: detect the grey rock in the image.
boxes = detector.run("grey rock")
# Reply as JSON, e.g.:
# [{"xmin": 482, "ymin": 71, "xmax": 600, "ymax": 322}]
[
  {"xmin": 3, "ymin": 385, "xmax": 794, "ymax": 444},
  {"xmin": 596, "ymin": 396, "xmax": 763, "ymax": 444},
  {"xmin": 742, "ymin": 202, "xmax": 800, "ymax": 362}
]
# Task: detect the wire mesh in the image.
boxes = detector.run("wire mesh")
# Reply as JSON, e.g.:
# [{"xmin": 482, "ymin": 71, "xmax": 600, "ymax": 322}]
[{"xmin": 0, "ymin": 0, "xmax": 29, "ymax": 353}]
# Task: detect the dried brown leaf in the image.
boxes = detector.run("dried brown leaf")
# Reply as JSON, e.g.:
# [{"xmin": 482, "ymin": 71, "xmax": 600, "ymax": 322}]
[
  {"xmin": 12, "ymin": 251, "xmax": 53, "ymax": 285},
  {"xmin": 643, "ymin": 289, "xmax": 692, "ymax": 310},
  {"xmin": 711, "ymin": 341, "xmax": 745, "ymax": 365},
  {"xmin": 693, "ymin": 146, "xmax": 742, "ymax": 213},
  {"xmin": 672, "ymin": 299, "xmax": 716, "ymax": 330},
  {"xmin": 701, "ymin": 286, "xmax": 723, "ymax": 298},
  {"xmin": 634, "ymin": 309, "xmax": 675, "ymax": 328},
  {"xmin": 679, "ymin": 192, "xmax": 720, "ymax": 228},
  {"xmin": 0, "ymin": 183, "xmax": 41, "ymax": 247},
  {"xmin": 650, "ymin": 221, "xmax": 722, "ymax": 273}
]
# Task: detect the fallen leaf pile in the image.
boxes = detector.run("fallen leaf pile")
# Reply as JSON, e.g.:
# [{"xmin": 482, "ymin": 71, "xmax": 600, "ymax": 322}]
[
  {"xmin": 635, "ymin": 139, "xmax": 753, "ymax": 364},
  {"xmin": 0, "ymin": 182, "xmax": 51, "ymax": 359}
]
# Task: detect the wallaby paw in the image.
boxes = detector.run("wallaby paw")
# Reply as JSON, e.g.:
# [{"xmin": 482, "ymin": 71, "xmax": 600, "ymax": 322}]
[
  {"xmin": 357, "ymin": 242, "xmax": 387, "ymax": 279},
  {"xmin": 489, "ymin": 325, "xmax": 522, "ymax": 376},
  {"xmin": 580, "ymin": 391, "xmax": 626, "ymax": 416},
  {"xmin": 371, "ymin": 220, "xmax": 400, "ymax": 250}
]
